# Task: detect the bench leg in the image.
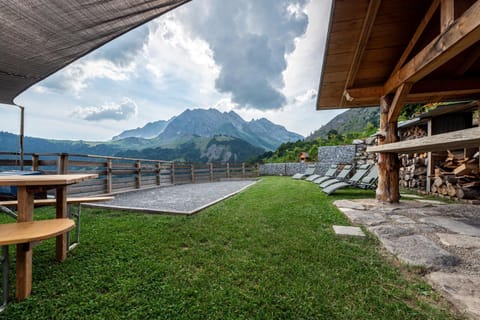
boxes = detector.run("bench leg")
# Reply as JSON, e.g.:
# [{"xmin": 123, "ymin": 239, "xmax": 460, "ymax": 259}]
[
  {"xmin": 16, "ymin": 243, "xmax": 32, "ymax": 301},
  {"xmin": 1, "ymin": 245, "xmax": 8, "ymax": 312},
  {"xmin": 67, "ymin": 204, "xmax": 81, "ymax": 251}
]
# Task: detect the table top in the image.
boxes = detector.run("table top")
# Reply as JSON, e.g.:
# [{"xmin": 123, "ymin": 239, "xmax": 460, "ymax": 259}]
[{"xmin": 0, "ymin": 174, "xmax": 98, "ymax": 186}]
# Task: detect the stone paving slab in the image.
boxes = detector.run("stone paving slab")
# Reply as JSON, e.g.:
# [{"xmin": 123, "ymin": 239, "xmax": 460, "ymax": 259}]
[
  {"xmin": 437, "ymin": 233, "xmax": 480, "ymax": 249},
  {"xmin": 419, "ymin": 217, "xmax": 480, "ymax": 237},
  {"xmin": 378, "ymin": 234, "xmax": 459, "ymax": 268},
  {"xmin": 85, "ymin": 180, "xmax": 258, "ymax": 215},
  {"xmin": 426, "ymin": 272, "xmax": 480, "ymax": 319},
  {"xmin": 333, "ymin": 225, "xmax": 365, "ymax": 237}
]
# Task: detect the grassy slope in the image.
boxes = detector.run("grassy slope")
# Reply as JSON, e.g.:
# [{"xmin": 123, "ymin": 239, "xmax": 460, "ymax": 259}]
[{"xmin": 1, "ymin": 177, "xmax": 461, "ymax": 319}]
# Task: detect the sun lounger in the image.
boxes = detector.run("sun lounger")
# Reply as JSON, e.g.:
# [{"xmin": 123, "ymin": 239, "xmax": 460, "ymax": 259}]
[
  {"xmin": 305, "ymin": 174, "xmax": 321, "ymax": 181},
  {"xmin": 322, "ymin": 165, "xmax": 378, "ymax": 195},
  {"xmin": 319, "ymin": 164, "xmax": 369, "ymax": 189},
  {"xmin": 292, "ymin": 164, "xmax": 316, "ymax": 179},
  {"xmin": 314, "ymin": 164, "xmax": 353, "ymax": 185}
]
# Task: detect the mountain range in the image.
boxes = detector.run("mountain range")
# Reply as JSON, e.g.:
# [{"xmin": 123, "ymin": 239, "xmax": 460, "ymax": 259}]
[
  {"xmin": 113, "ymin": 108, "xmax": 303, "ymax": 151},
  {"xmin": 0, "ymin": 108, "xmax": 303, "ymax": 163}
]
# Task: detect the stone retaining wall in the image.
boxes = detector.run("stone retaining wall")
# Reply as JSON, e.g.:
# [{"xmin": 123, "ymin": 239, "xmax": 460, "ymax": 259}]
[{"xmin": 259, "ymin": 138, "xmax": 378, "ymax": 176}]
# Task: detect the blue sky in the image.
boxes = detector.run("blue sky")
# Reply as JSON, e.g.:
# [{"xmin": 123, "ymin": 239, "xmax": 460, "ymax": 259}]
[{"xmin": 0, "ymin": 0, "xmax": 343, "ymax": 141}]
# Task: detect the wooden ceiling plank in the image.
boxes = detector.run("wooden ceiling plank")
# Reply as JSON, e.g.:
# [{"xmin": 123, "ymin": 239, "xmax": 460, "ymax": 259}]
[
  {"xmin": 384, "ymin": 1, "xmax": 480, "ymax": 95},
  {"xmin": 340, "ymin": 0, "xmax": 382, "ymax": 106},
  {"xmin": 441, "ymin": 0, "xmax": 454, "ymax": 32},
  {"xmin": 389, "ymin": 0, "xmax": 440, "ymax": 77},
  {"xmin": 387, "ymin": 82, "xmax": 413, "ymax": 123}
]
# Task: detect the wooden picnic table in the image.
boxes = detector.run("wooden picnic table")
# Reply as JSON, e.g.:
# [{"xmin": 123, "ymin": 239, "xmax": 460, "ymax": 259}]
[{"xmin": 0, "ymin": 174, "xmax": 97, "ymax": 300}]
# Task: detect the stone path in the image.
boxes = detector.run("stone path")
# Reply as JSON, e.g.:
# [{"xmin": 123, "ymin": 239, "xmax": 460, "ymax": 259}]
[{"xmin": 334, "ymin": 198, "xmax": 480, "ymax": 319}]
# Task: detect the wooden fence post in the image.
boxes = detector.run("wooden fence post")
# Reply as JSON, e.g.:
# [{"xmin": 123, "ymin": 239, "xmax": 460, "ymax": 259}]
[
  {"xmin": 191, "ymin": 163, "xmax": 195, "ymax": 183},
  {"xmin": 156, "ymin": 162, "xmax": 161, "ymax": 186},
  {"xmin": 209, "ymin": 162, "xmax": 214, "ymax": 182},
  {"xmin": 171, "ymin": 162, "xmax": 176, "ymax": 185},
  {"xmin": 106, "ymin": 159, "xmax": 112, "ymax": 194},
  {"xmin": 226, "ymin": 162, "xmax": 230, "ymax": 178},
  {"xmin": 242, "ymin": 163, "xmax": 246, "ymax": 178},
  {"xmin": 135, "ymin": 160, "xmax": 141, "ymax": 189},
  {"xmin": 32, "ymin": 154, "xmax": 39, "ymax": 171},
  {"xmin": 58, "ymin": 153, "xmax": 69, "ymax": 174}
]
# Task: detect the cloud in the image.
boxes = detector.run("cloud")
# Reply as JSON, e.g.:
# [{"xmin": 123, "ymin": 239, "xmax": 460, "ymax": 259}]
[
  {"xmin": 176, "ymin": 0, "xmax": 309, "ymax": 110},
  {"xmin": 91, "ymin": 25, "xmax": 150, "ymax": 66},
  {"xmin": 35, "ymin": 24, "xmax": 151, "ymax": 95},
  {"xmin": 72, "ymin": 98, "xmax": 138, "ymax": 121},
  {"xmin": 37, "ymin": 59, "xmax": 135, "ymax": 96},
  {"xmin": 294, "ymin": 88, "xmax": 317, "ymax": 104}
]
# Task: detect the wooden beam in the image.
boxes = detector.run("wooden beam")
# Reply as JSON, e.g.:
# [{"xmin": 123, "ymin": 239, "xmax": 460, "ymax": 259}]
[
  {"xmin": 384, "ymin": 1, "xmax": 480, "ymax": 95},
  {"xmin": 441, "ymin": 0, "xmax": 454, "ymax": 32},
  {"xmin": 347, "ymin": 78, "xmax": 480, "ymax": 100},
  {"xmin": 390, "ymin": 0, "xmax": 440, "ymax": 77},
  {"xmin": 340, "ymin": 0, "xmax": 381, "ymax": 106},
  {"xmin": 367, "ymin": 127, "xmax": 480, "ymax": 153},
  {"xmin": 387, "ymin": 82, "xmax": 413, "ymax": 123}
]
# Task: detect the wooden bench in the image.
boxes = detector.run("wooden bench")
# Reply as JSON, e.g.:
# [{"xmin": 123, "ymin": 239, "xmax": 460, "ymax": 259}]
[
  {"xmin": 1, "ymin": 219, "xmax": 75, "ymax": 310},
  {"xmin": 0, "ymin": 196, "xmax": 114, "ymax": 250}
]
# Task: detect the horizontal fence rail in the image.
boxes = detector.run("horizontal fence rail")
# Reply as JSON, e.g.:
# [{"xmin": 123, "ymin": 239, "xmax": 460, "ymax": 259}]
[{"xmin": 0, "ymin": 152, "xmax": 258, "ymax": 197}]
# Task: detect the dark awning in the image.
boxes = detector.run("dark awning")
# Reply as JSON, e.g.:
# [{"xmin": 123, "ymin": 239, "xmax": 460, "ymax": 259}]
[{"xmin": 0, "ymin": 0, "xmax": 190, "ymax": 105}]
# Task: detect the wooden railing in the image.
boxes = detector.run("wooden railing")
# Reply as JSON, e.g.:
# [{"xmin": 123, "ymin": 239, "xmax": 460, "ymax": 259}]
[{"xmin": 0, "ymin": 152, "xmax": 258, "ymax": 197}]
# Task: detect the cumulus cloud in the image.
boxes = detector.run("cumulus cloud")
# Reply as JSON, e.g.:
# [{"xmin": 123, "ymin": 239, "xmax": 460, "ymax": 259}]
[
  {"xmin": 72, "ymin": 98, "xmax": 138, "ymax": 121},
  {"xmin": 176, "ymin": 0, "xmax": 309, "ymax": 110}
]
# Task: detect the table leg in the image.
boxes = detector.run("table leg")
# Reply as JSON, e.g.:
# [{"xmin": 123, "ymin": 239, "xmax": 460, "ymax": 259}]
[
  {"xmin": 56, "ymin": 186, "xmax": 68, "ymax": 261},
  {"xmin": 15, "ymin": 186, "xmax": 34, "ymax": 301}
]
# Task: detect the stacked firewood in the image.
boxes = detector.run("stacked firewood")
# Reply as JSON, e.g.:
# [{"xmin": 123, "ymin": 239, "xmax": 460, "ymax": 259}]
[
  {"xmin": 399, "ymin": 153, "xmax": 428, "ymax": 190},
  {"xmin": 401, "ymin": 125, "xmax": 427, "ymax": 140},
  {"xmin": 431, "ymin": 150, "xmax": 480, "ymax": 199}
]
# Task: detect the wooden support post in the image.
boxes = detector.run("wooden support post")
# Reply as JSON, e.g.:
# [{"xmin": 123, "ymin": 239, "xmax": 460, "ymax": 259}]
[
  {"xmin": 55, "ymin": 186, "xmax": 68, "ymax": 262},
  {"xmin": 156, "ymin": 162, "xmax": 161, "ymax": 186},
  {"xmin": 376, "ymin": 96, "xmax": 401, "ymax": 203},
  {"xmin": 242, "ymin": 163, "xmax": 246, "ymax": 178},
  {"xmin": 58, "ymin": 153, "xmax": 69, "ymax": 174},
  {"xmin": 32, "ymin": 154, "xmax": 39, "ymax": 171},
  {"xmin": 191, "ymin": 164, "xmax": 195, "ymax": 183},
  {"xmin": 209, "ymin": 163, "xmax": 213, "ymax": 182},
  {"xmin": 426, "ymin": 119, "xmax": 433, "ymax": 192},
  {"xmin": 171, "ymin": 163, "xmax": 176, "ymax": 185},
  {"xmin": 226, "ymin": 163, "xmax": 230, "ymax": 178},
  {"xmin": 106, "ymin": 159, "xmax": 112, "ymax": 193},
  {"xmin": 135, "ymin": 160, "xmax": 141, "ymax": 189}
]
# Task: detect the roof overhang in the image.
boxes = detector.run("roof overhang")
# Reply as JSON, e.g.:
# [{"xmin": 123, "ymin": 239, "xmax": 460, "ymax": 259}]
[
  {"xmin": 0, "ymin": 0, "xmax": 190, "ymax": 105},
  {"xmin": 317, "ymin": 0, "xmax": 480, "ymax": 111}
]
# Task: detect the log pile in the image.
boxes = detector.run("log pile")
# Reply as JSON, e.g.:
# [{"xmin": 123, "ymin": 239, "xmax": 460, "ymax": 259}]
[
  {"xmin": 430, "ymin": 150, "xmax": 480, "ymax": 199},
  {"xmin": 400, "ymin": 125, "xmax": 427, "ymax": 140},
  {"xmin": 399, "ymin": 153, "xmax": 428, "ymax": 190}
]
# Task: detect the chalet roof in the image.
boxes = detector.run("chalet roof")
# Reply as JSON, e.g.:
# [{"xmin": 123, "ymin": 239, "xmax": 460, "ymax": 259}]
[
  {"xmin": 0, "ymin": 0, "xmax": 190, "ymax": 105},
  {"xmin": 317, "ymin": 0, "xmax": 480, "ymax": 110}
]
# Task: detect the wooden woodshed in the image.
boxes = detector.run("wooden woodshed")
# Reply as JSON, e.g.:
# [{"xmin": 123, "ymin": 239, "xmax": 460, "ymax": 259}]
[{"xmin": 316, "ymin": 0, "xmax": 480, "ymax": 203}]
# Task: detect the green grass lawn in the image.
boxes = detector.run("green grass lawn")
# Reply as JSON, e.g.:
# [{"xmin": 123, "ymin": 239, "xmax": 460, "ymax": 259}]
[{"xmin": 1, "ymin": 177, "xmax": 461, "ymax": 319}]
